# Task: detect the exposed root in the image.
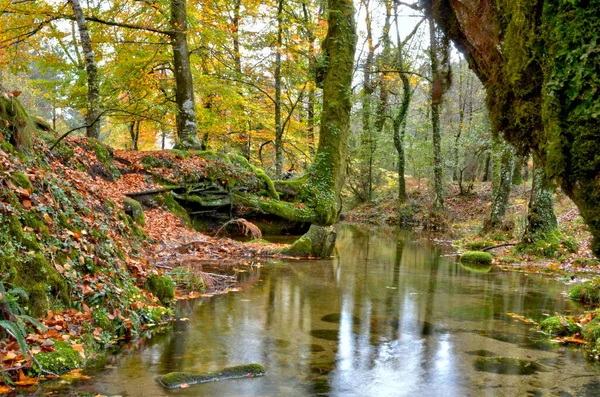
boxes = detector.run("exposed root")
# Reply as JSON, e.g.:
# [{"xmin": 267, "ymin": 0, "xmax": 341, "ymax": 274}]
[{"xmin": 215, "ymin": 218, "xmax": 262, "ymax": 240}]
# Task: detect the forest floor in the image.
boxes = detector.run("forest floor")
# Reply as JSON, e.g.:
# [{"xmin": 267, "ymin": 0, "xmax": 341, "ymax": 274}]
[{"xmin": 342, "ymin": 176, "xmax": 599, "ymax": 276}]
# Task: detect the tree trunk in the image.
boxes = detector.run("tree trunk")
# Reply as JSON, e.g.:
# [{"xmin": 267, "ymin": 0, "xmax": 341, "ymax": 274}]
[
  {"xmin": 69, "ymin": 0, "xmax": 100, "ymax": 139},
  {"xmin": 523, "ymin": 153, "xmax": 558, "ymax": 240},
  {"xmin": 274, "ymin": 0, "xmax": 284, "ymax": 178},
  {"xmin": 302, "ymin": 3, "xmax": 316, "ymax": 157},
  {"xmin": 360, "ymin": 0, "xmax": 376, "ymax": 202},
  {"xmin": 484, "ymin": 141, "xmax": 514, "ymax": 230},
  {"xmin": 429, "ymin": 19, "xmax": 444, "ymax": 210},
  {"xmin": 232, "ymin": 0, "xmax": 356, "ymax": 227},
  {"xmin": 170, "ymin": 0, "xmax": 201, "ymax": 149}
]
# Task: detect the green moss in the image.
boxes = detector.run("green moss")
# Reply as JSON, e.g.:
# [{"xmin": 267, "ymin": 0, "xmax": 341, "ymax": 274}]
[
  {"xmin": 144, "ymin": 275, "xmax": 175, "ymax": 305},
  {"xmin": 10, "ymin": 171, "xmax": 33, "ymax": 190},
  {"xmin": 539, "ymin": 315, "xmax": 579, "ymax": 336},
  {"xmin": 569, "ymin": 279, "xmax": 600, "ymax": 305},
  {"xmin": 0, "ymin": 96, "xmax": 34, "ymax": 151},
  {"xmin": 87, "ymin": 138, "xmax": 120, "ymax": 180},
  {"xmin": 157, "ymin": 364, "xmax": 266, "ymax": 389},
  {"xmin": 141, "ymin": 155, "xmax": 174, "ymax": 169},
  {"xmin": 122, "ymin": 198, "xmax": 145, "ymax": 226},
  {"xmin": 460, "ymin": 251, "xmax": 493, "ymax": 265},
  {"xmin": 30, "ymin": 341, "xmax": 84, "ymax": 376},
  {"xmin": 582, "ymin": 316, "xmax": 600, "ymax": 343},
  {"xmin": 283, "ymin": 225, "xmax": 336, "ymax": 258}
]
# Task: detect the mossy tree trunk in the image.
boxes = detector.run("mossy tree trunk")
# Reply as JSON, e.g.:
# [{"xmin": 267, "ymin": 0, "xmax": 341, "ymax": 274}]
[
  {"xmin": 170, "ymin": 0, "xmax": 202, "ymax": 150},
  {"xmin": 429, "ymin": 18, "xmax": 444, "ymax": 210},
  {"xmin": 232, "ymin": 0, "xmax": 357, "ymax": 229},
  {"xmin": 274, "ymin": 0, "xmax": 284, "ymax": 178},
  {"xmin": 427, "ymin": 0, "xmax": 600, "ymax": 256},
  {"xmin": 70, "ymin": 0, "xmax": 101, "ymax": 139},
  {"xmin": 523, "ymin": 153, "xmax": 558, "ymax": 242},
  {"xmin": 484, "ymin": 140, "xmax": 514, "ymax": 230}
]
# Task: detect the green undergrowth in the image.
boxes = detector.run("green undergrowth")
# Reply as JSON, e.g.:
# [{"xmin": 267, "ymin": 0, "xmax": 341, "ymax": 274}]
[{"xmin": 569, "ymin": 278, "xmax": 600, "ymax": 305}]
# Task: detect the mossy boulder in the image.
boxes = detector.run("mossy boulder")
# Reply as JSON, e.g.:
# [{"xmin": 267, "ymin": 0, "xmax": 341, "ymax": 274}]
[
  {"xmin": 283, "ymin": 225, "xmax": 336, "ymax": 258},
  {"xmin": 539, "ymin": 315, "xmax": 579, "ymax": 336},
  {"xmin": 460, "ymin": 251, "xmax": 493, "ymax": 266},
  {"xmin": 30, "ymin": 341, "xmax": 84, "ymax": 376},
  {"xmin": 122, "ymin": 197, "xmax": 145, "ymax": 226},
  {"xmin": 87, "ymin": 138, "xmax": 120, "ymax": 181},
  {"xmin": 144, "ymin": 275, "xmax": 175, "ymax": 305},
  {"xmin": 157, "ymin": 364, "xmax": 266, "ymax": 389}
]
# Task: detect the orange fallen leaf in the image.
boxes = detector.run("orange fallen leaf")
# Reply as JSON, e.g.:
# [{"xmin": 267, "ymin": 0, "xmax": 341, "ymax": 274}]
[{"xmin": 180, "ymin": 383, "xmax": 190, "ymax": 388}]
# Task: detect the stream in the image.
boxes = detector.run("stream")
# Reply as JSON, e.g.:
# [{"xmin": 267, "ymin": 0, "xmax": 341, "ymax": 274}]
[{"xmin": 23, "ymin": 224, "xmax": 600, "ymax": 396}]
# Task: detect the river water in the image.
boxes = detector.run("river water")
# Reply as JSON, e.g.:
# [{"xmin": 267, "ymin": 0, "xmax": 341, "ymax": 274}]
[{"xmin": 26, "ymin": 225, "xmax": 600, "ymax": 396}]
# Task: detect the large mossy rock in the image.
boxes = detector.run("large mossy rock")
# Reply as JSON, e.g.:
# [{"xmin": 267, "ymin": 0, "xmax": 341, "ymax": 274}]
[
  {"xmin": 460, "ymin": 251, "xmax": 493, "ymax": 266},
  {"xmin": 283, "ymin": 225, "xmax": 337, "ymax": 258},
  {"xmin": 157, "ymin": 364, "xmax": 266, "ymax": 389},
  {"xmin": 123, "ymin": 197, "xmax": 145, "ymax": 226}
]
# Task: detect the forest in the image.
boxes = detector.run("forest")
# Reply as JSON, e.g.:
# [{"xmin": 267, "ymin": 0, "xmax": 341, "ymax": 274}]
[{"xmin": 0, "ymin": 0, "xmax": 599, "ymax": 394}]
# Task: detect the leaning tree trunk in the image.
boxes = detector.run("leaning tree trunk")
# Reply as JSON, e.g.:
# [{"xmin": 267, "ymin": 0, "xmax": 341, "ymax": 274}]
[
  {"xmin": 70, "ymin": 0, "xmax": 100, "ymax": 139},
  {"xmin": 484, "ymin": 141, "xmax": 514, "ymax": 230},
  {"xmin": 236, "ymin": 0, "xmax": 357, "ymax": 257},
  {"xmin": 427, "ymin": 0, "xmax": 600, "ymax": 256},
  {"xmin": 170, "ymin": 0, "xmax": 201, "ymax": 149}
]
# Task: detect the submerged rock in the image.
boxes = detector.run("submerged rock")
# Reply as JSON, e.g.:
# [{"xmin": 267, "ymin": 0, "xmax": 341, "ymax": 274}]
[
  {"xmin": 474, "ymin": 356, "xmax": 545, "ymax": 375},
  {"xmin": 321, "ymin": 313, "xmax": 360, "ymax": 324},
  {"xmin": 466, "ymin": 349, "xmax": 497, "ymax": 357},
  {"xmin": 157, "ymin": 364, "xmax": 266, "ymax": 389},
  {"xmin": 310, "ymin": 329, "xmax": 340, "ymax": 341}
]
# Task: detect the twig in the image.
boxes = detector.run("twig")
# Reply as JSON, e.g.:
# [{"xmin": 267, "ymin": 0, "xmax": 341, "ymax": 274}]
[
  {"xmin": 49, "ymin": 109, "xmax": 109, "ymax": 151},
  {"xmin": 482, "ymin": 243, "xmax": 517, "ymax": 252}
]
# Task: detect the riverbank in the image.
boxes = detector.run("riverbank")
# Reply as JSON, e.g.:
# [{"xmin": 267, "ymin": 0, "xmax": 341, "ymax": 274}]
[
  {"xmin": 0, "ymin": 135, "xmax": 288, "ymax": 392},
  {"xmin": 342, "ymin": 180, "xmax": 598, "ymax": 275}
]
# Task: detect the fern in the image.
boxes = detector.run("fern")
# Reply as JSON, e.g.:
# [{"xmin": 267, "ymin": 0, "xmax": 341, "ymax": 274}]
[{"xmin": 0, "ymin": 320, "xmax": 28, "ymax": 356}]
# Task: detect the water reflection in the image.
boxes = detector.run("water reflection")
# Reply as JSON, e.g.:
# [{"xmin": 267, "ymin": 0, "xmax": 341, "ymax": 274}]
[{"xmin": 26, "ymin": 224, "xmax": 600, "ymax": 396}]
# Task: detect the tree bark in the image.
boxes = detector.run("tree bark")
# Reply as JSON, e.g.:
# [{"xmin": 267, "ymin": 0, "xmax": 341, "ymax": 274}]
[
  {"xmin": 484, "ymin": 141, "xmax": 514, "ymax": 230},
  {"xmin": 523, "ymin": 153, "xmax": 558, "ymax": 240},
  {"xmin": 69, "ymin": 0, "xmax": 100, "ymax": 139},
  {"xmin": 429, "ymin": 19, "xmax": 444, "ymax": 210},
  {"xmin": 302, "ymin": 3, "xmax": 316, "ymax": 157},
  {"xmin": 274, "ymin": 0, "xmax": 284, "ymax": 178},
  {"xmin": 170, "ymin": 0, "xmax": 201, "ymax": 149}
]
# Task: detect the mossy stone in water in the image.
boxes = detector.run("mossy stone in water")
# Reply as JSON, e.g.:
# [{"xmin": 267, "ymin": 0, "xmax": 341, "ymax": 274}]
[
  {"xmin": 310, "ymin": 329, "xmax": 339, "ymax": 341},
  {"xmin": 460, "ymin": 251, "xmax": 493, "ymax": 266},
  {"xmin": 157, "ymin": 364, "xmax": 266, "ymax": 389},
  {"xmin": 474, "ymin": 356, "xmax": 545, "ymax": 375},
  {"xmin": 460, "ymin": 262, "xmax": 493, "ymax": 274}
]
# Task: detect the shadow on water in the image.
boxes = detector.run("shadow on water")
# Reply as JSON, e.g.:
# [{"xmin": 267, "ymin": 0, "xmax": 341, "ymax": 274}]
[{"xmin": 24, "ymin": 224, "xmax": 600, "ymax": 397}]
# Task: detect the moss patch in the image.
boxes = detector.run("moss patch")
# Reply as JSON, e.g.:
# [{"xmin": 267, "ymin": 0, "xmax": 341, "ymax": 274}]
[
  {"xmin": 144, "ymin": 275, "xmax": 175, "ymax": 305},
  {"xmin": 569, "ymin": 279, "xmax": 600, "ymax": 305},
  {"xmin": 30, "ymin": 341, "xmax": 84, "ymax": 376},
  {"xmin": 460, "ymin": 251, "xmax": 493, "ymax": 265},
  {"xmin": 122, "ymin": 197, "xmax": 145, "ymax": 226},
  {"xmin": 539, "ymin": 315, "xmax": 579, "ymax": 336}
]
